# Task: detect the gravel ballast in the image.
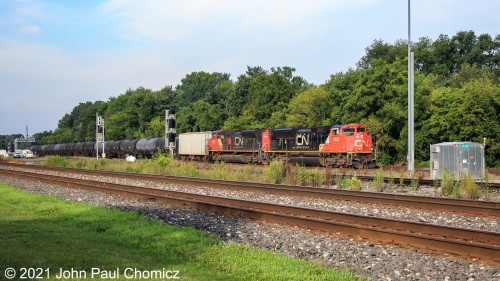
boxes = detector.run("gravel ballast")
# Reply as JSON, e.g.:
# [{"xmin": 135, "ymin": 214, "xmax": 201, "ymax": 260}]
[{"xmin": 0, "ymin": 173, "xmax": 499, "ymax": 280}]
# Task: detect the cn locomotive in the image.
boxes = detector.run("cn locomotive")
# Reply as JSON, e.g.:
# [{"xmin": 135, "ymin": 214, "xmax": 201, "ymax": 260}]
[
  {"xmin": 178, "ymin": 123, "xmax": 375, "ymax": 168},
  {"xmin": 30, "ymin": 123, "xmax": 376, "ymax": 168}
]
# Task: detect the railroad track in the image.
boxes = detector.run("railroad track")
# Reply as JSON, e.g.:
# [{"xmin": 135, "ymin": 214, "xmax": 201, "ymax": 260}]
[
  {"xmin": 327, "ymin": 173, "xmax": 500, "ymax": 191},
  {"xmin": 2, "ymin": 163, "xmax": 498, "ymax": 217},
  {"xmin": 0, "ymin": 167, "xmax": 499, "ymax": 265}
]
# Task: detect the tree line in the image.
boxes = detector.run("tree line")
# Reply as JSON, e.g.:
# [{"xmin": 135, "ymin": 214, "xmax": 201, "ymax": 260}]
[{"xmin": 5, "ymin": 30, "xmax": 498, "ymax": 166}]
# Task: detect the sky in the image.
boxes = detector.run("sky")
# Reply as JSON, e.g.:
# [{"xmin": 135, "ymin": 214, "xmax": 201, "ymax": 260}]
[{"xmin": 0, "ymin": 0, "xmax": 498, "ymax": 136}]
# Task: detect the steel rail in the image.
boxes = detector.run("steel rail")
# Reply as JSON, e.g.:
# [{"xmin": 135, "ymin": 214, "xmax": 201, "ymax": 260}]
[
  {"xmin": 2, "ymin": 163, "xmax": 498, "ymax": 217},
  {"xmin": 1, "ymin": 168, "xmax": 499, "ymax": 264}
]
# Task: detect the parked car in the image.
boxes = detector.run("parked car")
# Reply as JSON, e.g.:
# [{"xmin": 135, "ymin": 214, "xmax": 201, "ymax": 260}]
[
  {"xmin": 13, "ymin": 151, "xmax": 22, "ymax": 158},
  {"xmin": 24, "ymin": 150, "xmax": 34, "ymax": 158}
]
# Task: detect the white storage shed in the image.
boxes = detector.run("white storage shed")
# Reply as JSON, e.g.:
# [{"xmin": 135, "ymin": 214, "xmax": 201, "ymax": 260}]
[{"xmin": 430, "ymin": 142, "xmax": 485, "ymax": 180}]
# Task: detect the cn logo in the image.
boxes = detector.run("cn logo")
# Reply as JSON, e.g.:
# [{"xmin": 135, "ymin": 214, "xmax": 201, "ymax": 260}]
[{"xmin": 296, "ymin": 133, "xmax": 309, "ymax": 146}]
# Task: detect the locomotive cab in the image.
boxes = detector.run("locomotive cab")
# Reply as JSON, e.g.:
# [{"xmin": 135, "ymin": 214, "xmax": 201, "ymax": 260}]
[{"xmin": 319, "ymin": 123, "xmax": 375, "ymax": 168}]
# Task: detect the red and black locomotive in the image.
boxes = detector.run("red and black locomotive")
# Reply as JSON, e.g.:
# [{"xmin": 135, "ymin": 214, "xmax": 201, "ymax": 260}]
[{"xmin": 205, "ymin": 123, "xmax": 375, "ymax": 168}]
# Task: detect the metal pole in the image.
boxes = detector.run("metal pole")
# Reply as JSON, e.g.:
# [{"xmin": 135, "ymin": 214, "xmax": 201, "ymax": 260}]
[
  {"xmin": 96, "ymin": 113, "xmax": 98, "ymax": 160},
  {"xmin": 165, "ymin": 109, "xmax": 169, "ymax": 150},
  {"xmin": 407, "ymin": 0, "xmax": 414, "ymax": 174},
  {"xmin": 102, "ymin": 118, "xmax": 105, "ymax": 158}
]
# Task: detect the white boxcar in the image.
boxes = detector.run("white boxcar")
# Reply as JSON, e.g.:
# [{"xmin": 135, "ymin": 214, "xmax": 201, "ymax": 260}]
[{"xmin": 178, "ymin": 132, "xmax": 212, "ymax": 156}]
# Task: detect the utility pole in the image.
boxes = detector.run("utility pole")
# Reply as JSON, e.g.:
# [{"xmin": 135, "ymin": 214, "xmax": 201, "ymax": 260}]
[{"xmin": 407, "ymin": 0, "xmax": 415, "ymax": 174}]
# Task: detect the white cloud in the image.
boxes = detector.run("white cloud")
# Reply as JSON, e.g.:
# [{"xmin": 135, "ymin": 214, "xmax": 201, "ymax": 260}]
[{"xmin": 98, "ymin": 0, "xmax": 381, "ymax": 43}]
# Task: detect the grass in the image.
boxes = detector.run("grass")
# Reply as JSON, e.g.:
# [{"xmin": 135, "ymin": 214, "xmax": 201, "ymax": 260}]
[
  {"xmin": 34, "ymin": 155, "xmax": 496, "ymax": 200},
  {"xmin": 458, "ymin": 175, "xmax": 480, "ymax": 199},
  {"xmin": 46, "ymin": 155, "xmax": 69, "ymax": 168},
  {"xmin": 0, "ymin": 183, "xmax": 357, "ymax": 281},
  {"xmin": 372, "ymin": 168, "xmax": 385, "ymax": 192},
  {"xmin": 264, "ymin": 161, "xmax": 286, "ymax": 184}
]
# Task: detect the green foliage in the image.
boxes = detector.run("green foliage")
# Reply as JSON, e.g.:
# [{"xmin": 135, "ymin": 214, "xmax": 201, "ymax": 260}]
[
  {"xmin": 0, "ymin": 133, "xmax": 23, "ymax": 151},
  {"xmin": 177, "ymin": 100, "xmax": 227, "ymax": 133},
  {"xmin": 93, "ymin": 158, "xmax": 108, "ymax": 170},
  {"xmin": 286, "ymin": 86, "xmax": 331, "ymax": 127},
  {"xmin": 46, "ymin": 155, "xmax": 68, "ymax": 167},
  {"xmin": 175, "ymin": 71, "xmax": 232, "ymax": 108},
  {"xmin": 410, "ymin": 174, "xmax": 419, "ymax": 191},
  {"xmin": 346, "ymin": 175, "xmax": 362, "ymax": 191},
  {"xmin": 292, "ymin": 165, "xmax": 326, "ymax": 187},
  {"xmin": 75, "ymin": 160, "xmax": 87, "ymax": 169},
  {"xmin": 360, "ymin": 31, "xmax": 500, "ymax": 77},
  {"xmin": 458, "ymin": 175, "xmax": 480, "ymax": 199},
  {"xmin": 441, "ymin": 169, "xmax": 458, "ymax": 197},
  {"xmin": 387, "ymin": 174, "xmax": 395, "ymax": 189},
  {"xmin": 155, "ymin": 153, "xmax": 174, "ymax": 168},
  {"xmin": 54, "ymin": 101, "xmax": 107, "ymax": 143},
  {"xmin": 264, "ymin": 161, "xmax": 286, "ymax": 184},
  {"xmin": 336, "ymin": 176, "xmax": 348, "ymax": 189},
  {"xmin": 237, "ymin": 66, "xmax": 309, "ymax": 128},
  {"xmin": 372, "ymin": 168, "xmax": 385, "ymax": 192},
  {"xmin": 212, "ymin": 161, "xmax": 230, "ymax": 180}
]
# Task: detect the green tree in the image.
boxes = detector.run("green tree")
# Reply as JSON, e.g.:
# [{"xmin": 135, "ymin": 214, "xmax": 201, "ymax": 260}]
[
  {"xmin": 357, "ymin": 39, "xmax": 407, "ymax": 69},
  {"xmin": 242, "ymin": 66, "xmax": 308, "ymax": 127},
  {"xmin": 458, "ymin": 78, "xmax": 500, "ymax": 166},
  {"xmin": 286, "ymin": 86, "xmax": 331, "ymax": 127},
  {"xmin": 176, "ymin": 100, "xmax": 226, "ymax": 133},
  {"xmin": 55, "ymin": 101, "xmax": 107, "ymax": 142},
  {"xmin": 175, "ymin": 71, "xmax": 233, "ymax": 108},
  {"xmin": 226, "ymin": 66, "xmax": 266, "ymax": 117}
]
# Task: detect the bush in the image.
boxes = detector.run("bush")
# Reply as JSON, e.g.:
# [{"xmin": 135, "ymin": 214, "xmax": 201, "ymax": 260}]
[
  {"xmin": 293, "ymin": 165, "xmax": 308, "ymax": 185},
  {"xmin": 75, "ymin": 160, "xmax": 87, "ymax": 169},
  {"xmin": 346, "ymin": 175, "xmax": 362, "ymax": 190},
  {"xmin": 441, "ymin": 169, "xmax": 457, "ymax": 197},
  {"xmin": 410, "ymin": 174, "xmax": 419, "ymax": 191},
  {"xmin": 336, "ymin": 176, "xmax": 347, "ymax": 189},
  {"xmin": 458, "ymin": 175, "xmax": 479, "ymax": 199},
  {"xmin": 155, "ymin": 153, "xmax": 174, "ymax": 168},
  {"xmin": 264, "ymin": 161, "xmax": 286, "ymax": 184},
  {"xmin": 377, "ymin": 153, "xmax": 393, "ymax": 166},
  {"xmin": 373, "ymin": 168, "xmax": 385, "ymax": 191},
  {"xmin": 417, "ymin": 160, "xmax": 430, "ymax": 168},
  {"xmin": 46, "ymin": 155, "xmax": 68, "ymax": 167}
]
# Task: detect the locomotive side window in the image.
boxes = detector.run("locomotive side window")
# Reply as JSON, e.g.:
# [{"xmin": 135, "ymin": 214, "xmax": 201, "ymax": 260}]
[
  {"xmin": 332, "ymin": 129, "xmax": 340, "ymax": 135},
  {"xmin": 342, "ymin": 128, "xmax": 355, "ymax": 136}
]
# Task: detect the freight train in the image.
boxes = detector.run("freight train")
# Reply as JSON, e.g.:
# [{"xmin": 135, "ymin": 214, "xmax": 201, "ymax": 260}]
[{"xmin": 29, "ymin": 123, "xmax": 376, "ymax": 168}]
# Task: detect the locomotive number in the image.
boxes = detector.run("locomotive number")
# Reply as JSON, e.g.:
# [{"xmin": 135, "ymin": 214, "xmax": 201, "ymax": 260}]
[{"xmin": 332, "ymin": 137, "xmax": 340, "ymax": 142}]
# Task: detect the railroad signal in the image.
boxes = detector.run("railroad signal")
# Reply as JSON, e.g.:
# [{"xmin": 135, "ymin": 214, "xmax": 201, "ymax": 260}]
[
  {"xmin": 165, "ymin": 109, "xmax": 176, "ymax": 153},
  {"xmin": 96, "ymin": 113, "xmax": 105, "ymax": 159}
]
